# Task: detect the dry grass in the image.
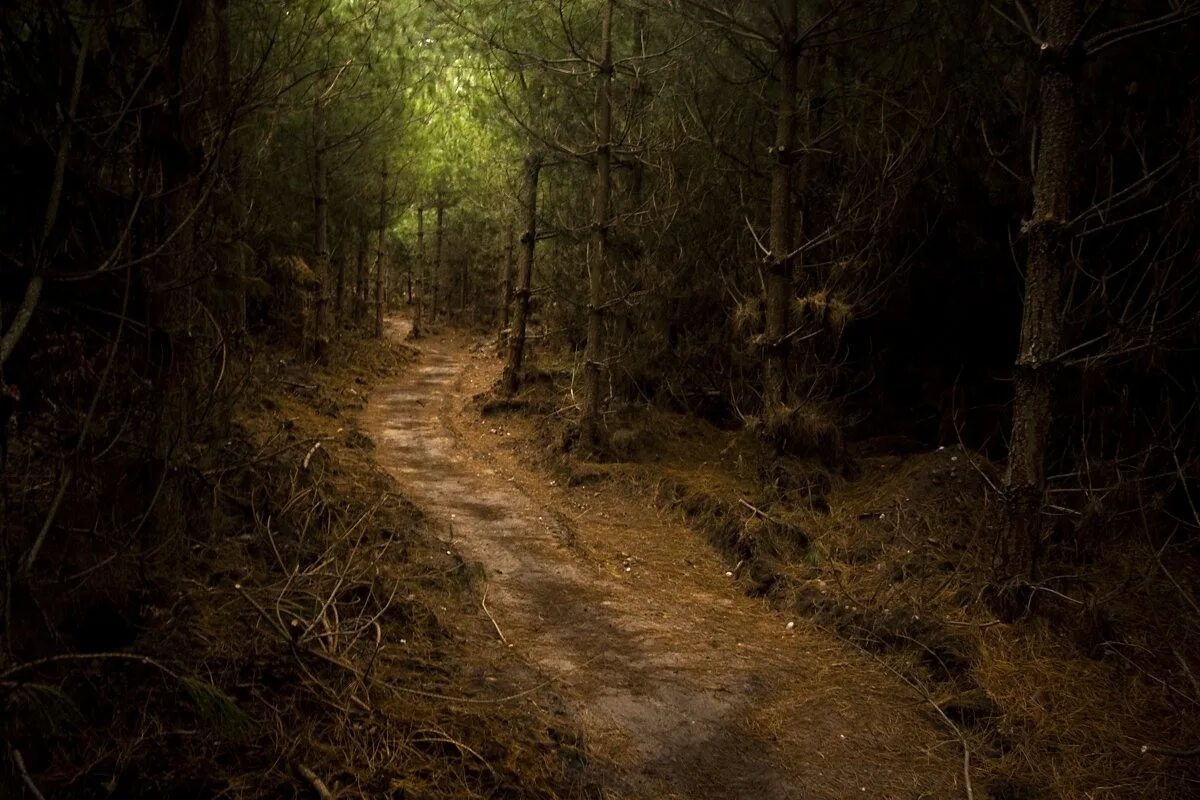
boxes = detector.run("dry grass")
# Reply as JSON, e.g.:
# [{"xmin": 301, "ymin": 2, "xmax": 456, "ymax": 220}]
[
  {"xmin": 2, "ymin": 332, "xmax": 599, "ymax": 799},
  {"xmin": 747, "ymin": 401, "xmax": 846, "ymax": 468},
  {"xmin": 654, "ymin": 443, "xmax": 1200, "ymax": 799},
  {"xmin": 476, "ymin": 348, "xmax": 1200, "ymax": 799}
]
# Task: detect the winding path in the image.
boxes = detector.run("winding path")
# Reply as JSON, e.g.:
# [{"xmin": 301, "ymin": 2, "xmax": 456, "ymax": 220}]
[{"xmin": 359, "ymin": 321, "xmax": 961, "ymax": 800}]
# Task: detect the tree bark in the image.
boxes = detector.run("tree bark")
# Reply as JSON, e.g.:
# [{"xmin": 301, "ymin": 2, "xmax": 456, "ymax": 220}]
[
  {"xmin": 500, "ymin": 226, "xmax": 515, "ymax": 341},
  {"xmin": 999, "ymin": 0, "xmax": 1082, "ymax": 598},
  {"xmin": 790, "ymin": 51, "xmax": 825, "ymax": 379},
  {"xmin": 312, "ymin": 95, "xmax": 331, "ymax": 355},
  {"xmin": 0, "ymin": 22, "xmax": 91, "ymax": 370},
  {"xmin": 413, "ymin": 205, "xmax": 425, "ymax": 337},
  {"xmin": 764, "ymin": 0, "xmax": 799, "ymax": 410},
  {"xmin": 374, "ymin": 160, "xmax": 389, "ymax": 338},
  {"xmin": 459, "ymin": 257, "xmax": 467, "ymax": 317},
  {"xmin": 354, "ymin": 224, "xmax": 368, "ymax": 325},
  {"xmin": 334, "ymin": 238, "xmax": 346, "ymax": 325},
  {"xmin": 502, "ymin": 154, "xmax": 542, "ymax": 395},
  {"xmin": 580, "ymin": 0, "xmax": 616, "ymax": 448},
  {"xmin": 433, "ymin": 201, "xmax": 444, "ymax": 320}
]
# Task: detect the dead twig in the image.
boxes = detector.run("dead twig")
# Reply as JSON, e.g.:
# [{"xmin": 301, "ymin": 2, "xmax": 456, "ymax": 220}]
[
  {"xmin": 303, "ymin": 441, "xmax": 325, "ymax": 469},
  {"xmin": 738, "ymin": 497, "xmax": 787, "ymax": 526},
  {"xmin": 296, "ymin": 763, "xmax": 335, "ymax": 800},
  {"xmin": 9, "ymin": 747, "xmax": 47, "ymax": 800},
  {"xmin": 234, "ymin": 581, "xmax": 595, "ymax": 704},
  {"xmin": 481, "ymin": 584, "xmax": 509, "ymax": 646},
  {"xmin": 0, "ymin": 651, "xmax": 181, "ymax": 682}
]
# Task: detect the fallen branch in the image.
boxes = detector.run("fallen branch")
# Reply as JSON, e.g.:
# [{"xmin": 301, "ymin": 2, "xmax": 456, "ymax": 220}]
[
  {"xmin": 296, "ymin": 763, "xmax": 334, "ymax": 800},
  {"xmin": 0, "ymin": 651, "xmax": 181, "ymax": 682},
  {"xmin": 739, "ymin": 497, "xmax": 783, "ymax": 524},
  {"xmin": 9, "ymin": 747, "xmax": 46, "ymax": 800}
]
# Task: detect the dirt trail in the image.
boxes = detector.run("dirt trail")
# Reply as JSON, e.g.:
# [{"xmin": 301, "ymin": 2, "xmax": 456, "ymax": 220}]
[{"xmin": 359, "ymin": 321, "xmax": 962, "ymax": 800}]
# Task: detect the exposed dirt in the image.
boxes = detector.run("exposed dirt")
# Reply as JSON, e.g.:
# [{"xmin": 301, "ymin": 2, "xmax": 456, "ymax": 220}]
[
  {"xmin": 359, "ymin": 320, "xmax": 965, "ymax": 800},
  {"xmin": 439, "ymin": 335, "xmax": 1200, "ymax": 799}
]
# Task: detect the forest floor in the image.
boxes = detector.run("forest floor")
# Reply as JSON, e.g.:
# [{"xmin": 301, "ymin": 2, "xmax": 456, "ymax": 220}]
[{"xmin": 359, "ymin": 319, "xmax": 967, "ymax": 800}]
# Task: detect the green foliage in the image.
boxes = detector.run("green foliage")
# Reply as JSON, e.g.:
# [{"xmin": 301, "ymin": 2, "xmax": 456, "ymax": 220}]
[
  {"xmin": 180, "ymin": 676, "xmax": 256, "ymax": 742},
  {"xmin": 4, "ymin": 683, "xmax": 84, "ymax": 738}
]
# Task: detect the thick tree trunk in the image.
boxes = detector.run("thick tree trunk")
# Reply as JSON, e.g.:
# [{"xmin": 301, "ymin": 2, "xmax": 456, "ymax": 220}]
[
  {"xmin": 374, "ymin": 160, "xmax": 388, "ymax": 338},
  {"xmin": 502, "ymin": 154, "xmax": 542, "ymax": 395},
  {"xmin": 312, "ymin": 95, "xmax": 330, "ymax": 355},
  {"xmin": 141, "ymin": 1, "xmax": 211, "ymax": 583},
  {"xmin": 764, "ymin": 1, "xmax": 799, "ymax": 410},
  {"xmin": 999, "ymin": 0, "xmax": 1082, "ymax": 600},
  {"xmin": 580, "ymin": 0, "xmax": 616, "ymax": 448}
]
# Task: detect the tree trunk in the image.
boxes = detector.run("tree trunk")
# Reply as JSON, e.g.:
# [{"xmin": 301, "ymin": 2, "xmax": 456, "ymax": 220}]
[
  {"xmin": 999, "ymin": 0, "xmax": 1082, "ymax": 602},
  {"xmin": 580, "ymin": 0, "xmax": 615, "ymax": 448},
  {"xmin": 458, "ymin": 257, "xmax": 465, "ymax": 316},
  {"xmin": 213, "ymin": 0, "xmax": 245, "ymax": 334},
  {"xmin": 502, "ymin": 154, "xmax": 542, "ymax": 395},
  {"xmin": 0, "ymin": 22, "xmax": 91, "ymax": 370},
  {"xmin": 374, "ymin": 160, "xmax": 389, "ymax": 338},
  {"xmin": 433, "ymin": 201, "xmax": 444, "ymax": 320},
  {"xmin": 354, "ymin": 224, "xmax": 367, "ymax": 325},
  {"xmin": 334, "ymin": 235, "xmax": 347, "ymax": 325},
  {"xmin": 764, "ymin": 0, "xmax": 799, "ymax": 410},
  {"xmin": 790, "ymin": 51, "xmax": 825, "ymax": 381},
  {"xmin": 312, "ymin": 95, "xmax": 331, "ymax": 355},
  {"xmin": 500, "ymin": 227, "xmax": 515, "ymax": 342},
  {"xmin": 413, "ymin": 206, "xmax": 425, "ymax": 337}
]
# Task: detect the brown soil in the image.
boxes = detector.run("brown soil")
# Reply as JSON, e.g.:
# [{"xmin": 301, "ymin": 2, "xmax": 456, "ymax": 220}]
[
  {"xmin": 359, "ymin": 320, "xmax": 966, "ymax": 800},
  {"xmin": 429, "ymin": 330, "xmax": 1199, "ymax": 800},
  {"xmin": 4, "ymin": 326, "xmax": 596, "ymax": 799}
]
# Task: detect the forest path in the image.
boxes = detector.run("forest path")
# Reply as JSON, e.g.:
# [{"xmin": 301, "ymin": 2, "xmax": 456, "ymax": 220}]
[{"xmin": 359, "ymin": 320, "xmax": 961, "ymax": 800}]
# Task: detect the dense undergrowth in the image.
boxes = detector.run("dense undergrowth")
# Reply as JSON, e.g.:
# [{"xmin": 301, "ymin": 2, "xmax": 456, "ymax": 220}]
[
  {"xmin": 481, "ymin": 346, "xmax": 1200, "ymax": 800},
  {"xmin": 2, "ymin": 330, "xmax": 596, "ymax": 799}
]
